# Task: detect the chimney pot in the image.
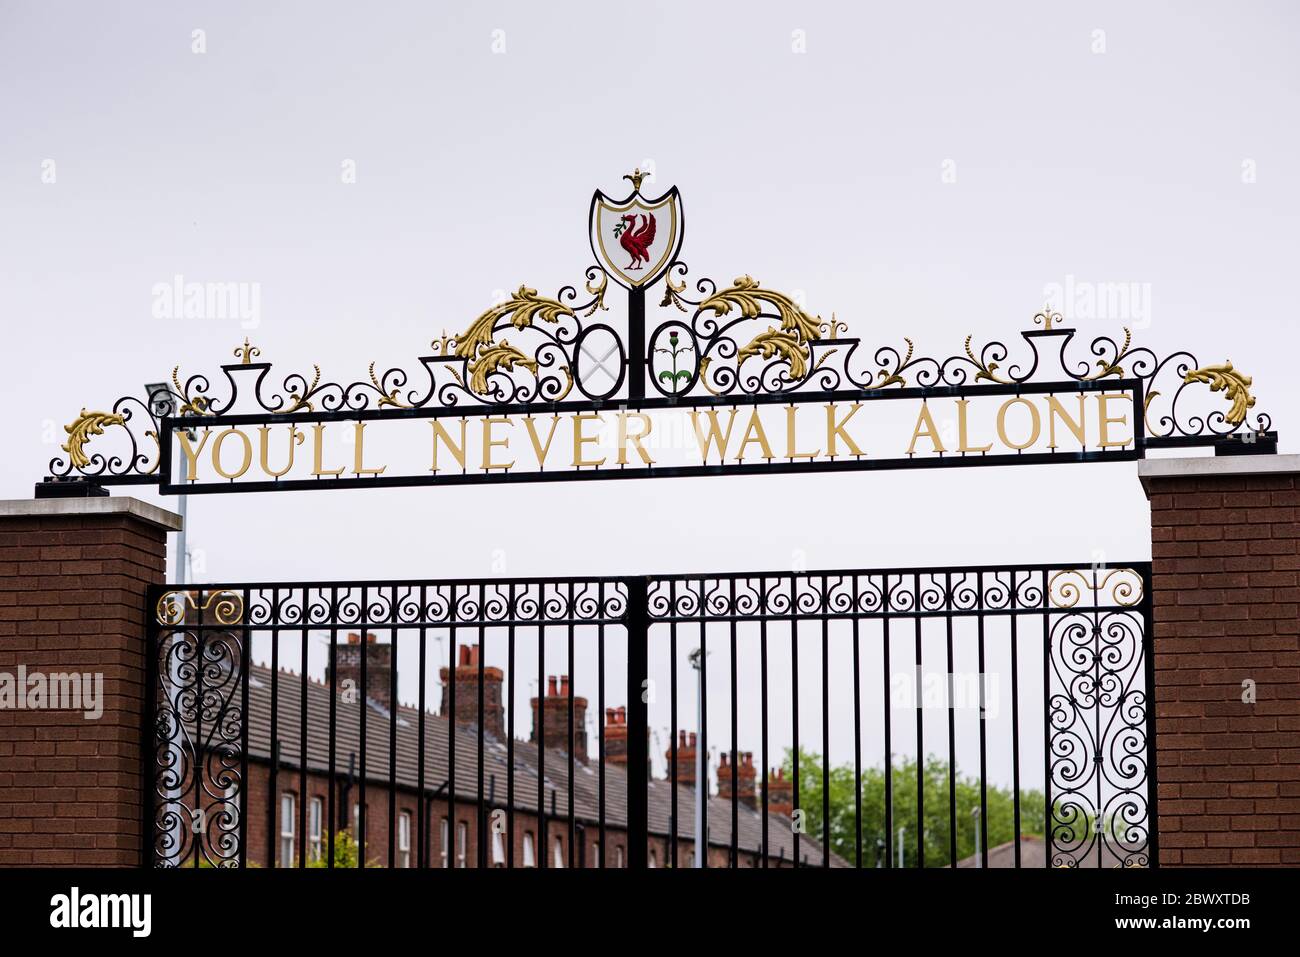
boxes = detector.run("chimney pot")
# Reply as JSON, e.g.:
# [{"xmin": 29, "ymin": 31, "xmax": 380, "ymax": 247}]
[
  {"xmin": 560, "ymin": 676, "xmax": 570, "ymax": 697},
  {"xmin": 547, "ymin": 676, "xmax": 558, "ymax": 696}
]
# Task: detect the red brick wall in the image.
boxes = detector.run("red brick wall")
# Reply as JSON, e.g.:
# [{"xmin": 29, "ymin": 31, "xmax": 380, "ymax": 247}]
[
  {"xmin": 1145, "ymin": 462, "xmax": 1300, "ymax": 866},
  {"xmin": 0, "ymin": 498, "xmax": 175, "ymax": 866}
]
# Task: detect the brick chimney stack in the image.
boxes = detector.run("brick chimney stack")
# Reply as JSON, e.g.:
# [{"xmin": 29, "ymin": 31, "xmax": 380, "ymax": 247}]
[
  {"xmin": 717, "ymin": 751, "xmax": 757, "ymax": 808},
  {"xmin": 601, "ymin": 706, "xmax": 651, "ymax": 773},
  {"xmin": 531, "ymin": 674, "xmax": 588, "ymax": 762},
  {"xmin": 603, "ymin": 706, "xmax": 628, "ymax": 763},
  {"xmin": 326, "ymin": 632, "xmax": 392, "ymax": 710},
  {"xmin": 766, "ymin": 767, "xmax": 794, "ymax": 817},
  {"xmin": 666, "ymin": 731, "xmax": 698, "ymax": 787},
  {"xmin": 439, "ymin": 643, "xmax": 505, "ymax": 739}
]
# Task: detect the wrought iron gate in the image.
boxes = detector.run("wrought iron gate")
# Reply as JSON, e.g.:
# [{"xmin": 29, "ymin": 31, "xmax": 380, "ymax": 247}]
[{"xmin": 146, "ymin": 561, "xmax": 1155, "ymax": 869}]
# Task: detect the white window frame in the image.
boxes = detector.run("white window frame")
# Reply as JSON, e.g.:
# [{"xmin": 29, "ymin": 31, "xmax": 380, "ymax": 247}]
[
  {"xmin": 440, "ymin": 817, "xmax": 450, "ymax": 868},
  {"xmin": 492, "ymin": 824, "xmax": 506, "ymax": 867},
  {"xmin": 522, "ymin": 831, "xmax": 536, "ymax": 868},
  {"xmin": 309, "ymin": 797, "xmax": 323, "ymax": 862},
  {"xmin": 616, "ymin": 844, "xmax": 625, "ymax": 868},
  {"xmin": 457, "ymin": 822, "xmax": 468, "ymax": 868},
  {"xmin": 553, "ymin": 835, "xmax": 564, "ymax": 868},
  {"xmin": 280, "ymin": 793, "xmax": 295, "ymax": 866},
  {"xmin": 398, "ymin": 811, "xmax": 411, "ymax": 868}
]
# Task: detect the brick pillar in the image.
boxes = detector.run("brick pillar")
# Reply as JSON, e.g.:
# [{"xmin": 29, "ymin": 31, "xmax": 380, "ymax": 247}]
[
  {"xmin": 1140, "ymin": 455, "xmax": 1300, "ymax": 867},
  {"xmin": 0, "ymin": 496, "xmax": 179, "ymax": 866}
]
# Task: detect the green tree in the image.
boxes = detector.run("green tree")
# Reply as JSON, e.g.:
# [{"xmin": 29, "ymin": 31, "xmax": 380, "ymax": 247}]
[
  {"xmin": 305, "ymin": 829, "xmax": 378, "ymax": 868},
  {"xmin": 782, "ymin": 749, "xmax": 1044, "ymax": 867}
]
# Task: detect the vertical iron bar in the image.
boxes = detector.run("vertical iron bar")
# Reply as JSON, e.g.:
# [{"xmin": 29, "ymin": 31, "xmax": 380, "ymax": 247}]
[
  {"xmin": 567, "ymin": 581, "xmax": 575, "ymax": 867},
  {"xmin": 238, "ymin": 587, "xmax": 251, "ymax": 870},
  {"xmin": 1141, "ymin": 563, "xmax": 1159, "ymax": 868},
  {"xmin": 977, "ymin": 573, "xmax": 988, "ymax": 868},
  {"xmin": 389, "ymin": 599, "xmax": 398, "ymax": 869},
  {"xmin": 598, "ymin": 580, "xmax": 606, "ymax": 868},
  {"xmin": 821, "ymin": 576, "xmax": 830, "ymax": 869},
  {"xmin": 537, "ymin": 589, "xmax": 546, "ymax": 871},
  {"xmin": 507, "ymin": 583, "xmax": 516, "ymax": 869},
  {"xmin": 268, "ymin": 589, "xmax": 279, "ymax": 868},
  {"xmin": 1011, "ymin": 574, "xmax": 1022, "ymax": 869},
  {"xmin": 883, "ymin": 574, "xmax": 892, "ymax": 869},
  {"xmin": 625, "ymin": 576, "xmax": 649, "ymax": 868},
  {"xmin": 478, "ymin": 582, "xmax": 488, "ymax": 869},
  {"xmin": 790, "ymin": 573, "xmax": 799, "ymax": 868},
  {"xmin": 852, "ymin": 574, "xmax": 862, "ymax": 869},
  {"xmin": 300, "ymin": 618, "xmax": 308, "ymax": 869},
  {"xmin": 1043, "ymin": 568, "xmax": 1052, "ymax": 869},
  {"xmin": 327, "ymin": 586, "xmax": 337, "ymax": 869},
  {"xmin": 359, "ymin": 584, "xmax": 368, "ymax": 866},
  {"xmin": 627, "ymin": 286, "xmax": 646, "ymax": 401},
  {"xmin": 914, "ymin": 571, "xmax": 923, "ymax": 869},
  {"xmin": 946, "ymin": 572, "xmax": 957, "ymax": 869},
  {"xmin": 730, "ymin": 577, "xmax": 739, "ymax": 868},
  {"xmin": 669, "ymin": 577, "xmax": 678, "ymax": 869},
  {"xmin": 418, "ymin": 585, "xmax": 427, "ymax": 869},
  {"xmin": 760, "ymin": 579, "xmax": 769, "ymax": 868},
  {"xmin": 447, "ymin": 584, "xmax": 456, "ymax": 868}
]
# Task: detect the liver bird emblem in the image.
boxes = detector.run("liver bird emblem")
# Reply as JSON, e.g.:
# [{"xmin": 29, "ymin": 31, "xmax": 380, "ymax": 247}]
[{"xmin": 614, "ymin": 213, "xmax": 656, "ymax": 271}]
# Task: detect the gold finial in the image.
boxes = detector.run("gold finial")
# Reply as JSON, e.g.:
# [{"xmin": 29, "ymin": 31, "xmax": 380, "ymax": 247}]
[
  {"xmin": 431, "ymin": 330, "xmax": 455, "ymax": 356},
  {"xmin": 235, "ymin": 337, "xmax": 261, "ymax": 364},
  {"xmin": 1033, "ymin": 303, "xmax": 1063, "ymax": 331},
  {"xmin": 821, "ymin": 313, "xmax": 848, "ymax": 340},
  {"xmin": 623, "ymin": 168, "xmax": 648, "ymax": 192}
]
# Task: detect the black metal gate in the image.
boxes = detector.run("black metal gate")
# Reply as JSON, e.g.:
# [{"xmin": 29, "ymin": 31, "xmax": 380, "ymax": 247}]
[{"xmin": 145, "ymin": 561, "xmax": 1155, "ymax": 869}]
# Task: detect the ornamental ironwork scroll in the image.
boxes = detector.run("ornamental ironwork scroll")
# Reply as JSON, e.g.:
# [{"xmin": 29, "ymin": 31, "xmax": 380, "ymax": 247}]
[{"xmin": 47, "ymin": 172, "xmax": 1276, "ymax": 496}]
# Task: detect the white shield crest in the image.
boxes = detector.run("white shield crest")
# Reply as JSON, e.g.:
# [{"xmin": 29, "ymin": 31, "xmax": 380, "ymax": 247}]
[{"xmin": 588, "ymin": 185, "xmax": 683, "ymax": 290}]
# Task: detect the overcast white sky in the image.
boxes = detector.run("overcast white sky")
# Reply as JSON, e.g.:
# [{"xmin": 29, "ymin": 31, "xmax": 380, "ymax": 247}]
[{"xmin": 2, "ymin": 1, "xmax": 1296, "ymax": 804}]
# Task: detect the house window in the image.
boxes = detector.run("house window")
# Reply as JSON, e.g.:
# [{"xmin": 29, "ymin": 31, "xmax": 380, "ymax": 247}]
[
  {"xmin": 553, "ymin": 836, "xmax": 564, "ymax": 868},
  {"xmin": 592, "ymin": 839, "xmax": 601, "ymax": 867},
  {"xmin": 491, "ymin": 825, "xmax": 506, "ymax": 867},
  {"xmin": 615, "ymin": 845, "xmax": 625, "ymax": 869},
  {"xmin": 457, "ymin": 822, "xmax": 468, "ymax": 868},
  {"xmin": 280, "ymin": 793, "xmax": 295, "ymax": 866},
  {"xmin": 398, "ymin": 812, "xmax": 411, "ymax": 868},
  {"xmin": 352, "ymin": 802, "xmax": 361, "ymax": 839},
  {"xmin": 309, "ymin": 797, "xmax": 323, "ymax": 861},
  {"xmin": 522, "ymin": 831, "xmax": 536, "ymax": 868},
  {"xmin": 649, "ymin": 849, "xmax": 657, "ymax": 868},
  {"xmin": 440, "ymin": 817, "xmax": 450, "ymax": 868}
]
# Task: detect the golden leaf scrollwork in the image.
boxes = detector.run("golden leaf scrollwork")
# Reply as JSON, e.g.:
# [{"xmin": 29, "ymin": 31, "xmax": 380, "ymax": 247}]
[
  {"xmin": 1085, "ymin": 326, "xmax": 1133, "ymax": 381},
  {"xmin": 963, "ymin": 336, "xmax": 1010, "ymax": 384},
  {"xmin": 368, "ymin": 361, "xmax": 411, "ymax": 409},
  {"xmin": 170, "ymin": 366, "xmax": 213, "ymax": 416},
  {"xmin": 582, "ymin": 270, "xmax": 609, "ymax": 317},
  {"xmin": 62, "ymin": 410, "xmax": 126, "ymax": 469},
  {"xmin": 455, "ymin": 285, "xmax": 577, "ymax": 361},
  {"xmin": 863, "ymin": 338, "xmax": 914, "ymax": 391},
  {"xmin": 703, "ymin": 275, "xmax": 822, "ymax": 344},
  {"xmin": 736, "ymin": 328, "xmax": 811, "ymax": 380},
  {"xmin": 661, "ymin": 269, "xmax": 689, "ymax": 312},
  {"xmin": 467, "ymin": 341, "xmax": 538, "ymax": 395},
  {"xmin": 1184, "ymin": 361, "xmax": 1255, "ymax": 425},
  {"xmin": 707, "ymin": 276, "xmax": 824, "ymax": 380},
  {"xmin": 155, "ymin": 589, "xmax": 245, "ymax": 627}
]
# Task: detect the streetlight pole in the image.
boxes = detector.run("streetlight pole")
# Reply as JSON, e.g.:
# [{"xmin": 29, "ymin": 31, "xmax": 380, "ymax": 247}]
[{"xmin": 688, "ymin": 646, "xmax": 707, "ymax": 868}]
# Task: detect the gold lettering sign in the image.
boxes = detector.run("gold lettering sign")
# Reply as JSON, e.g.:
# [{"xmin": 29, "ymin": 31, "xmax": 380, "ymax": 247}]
[{"xmin": 164, "ymin": 391, "xmax": 1137, "ymax": 487}]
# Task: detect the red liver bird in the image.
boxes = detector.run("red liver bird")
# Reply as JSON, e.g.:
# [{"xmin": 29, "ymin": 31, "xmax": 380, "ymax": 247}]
[{"xmin": 616, "ymin": 212, "xmax": 657, "ymax": 270}]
